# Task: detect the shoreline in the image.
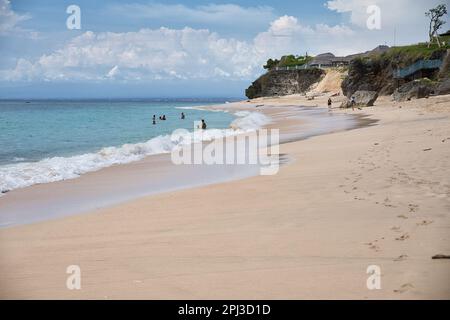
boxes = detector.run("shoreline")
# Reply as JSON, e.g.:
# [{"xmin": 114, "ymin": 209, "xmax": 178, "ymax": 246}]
[
  {"xmin": 0, "ymin": 102, "xmax": 359, "ymax": 228},
  {"xmin": 0, "ymin": 94, "xmax": 449, "ymax": 298}
]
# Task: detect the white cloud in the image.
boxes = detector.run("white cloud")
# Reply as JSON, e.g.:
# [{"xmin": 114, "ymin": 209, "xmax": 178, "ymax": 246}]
[
  {"xmin": 109, "ymin": 3, "xmax": 276, "ymax": 31},
  {"xmin": 2, "ymin": 27, "xmax": 261, "ymax": 82},
  {"xmin": 0, "ymin": 15, "xmax": 379, "ymax": 82},
  {"xmin": 324, "ymin": 0, "xmax": 450, "ymax": 53},
  {"xmin": 326, "ymin": 0, "xmax": 449, "ymax": 39},
  {"xmin": 4, "ymin": 0, "xmax": 447, "ymax": 84},
  {"xmin": 253, "ymin": 15, "xmax": 355, "ymax": 58},
  {"xmin": 0, "ymin": 0, "xmax": 36, "ymax": 37}
]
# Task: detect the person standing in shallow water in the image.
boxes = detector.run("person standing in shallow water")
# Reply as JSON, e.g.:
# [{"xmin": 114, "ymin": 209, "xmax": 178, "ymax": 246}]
[
  {"xmin": 181, "ymin": 112, "xmax": 185, "ymax": 120},
  {"xmin": 201, "ymin": 119, "xmax": 207, "ymax": 130},
  {"xmin": 327, "ymin": 98, "xmax": 332, "ymax": 110}
]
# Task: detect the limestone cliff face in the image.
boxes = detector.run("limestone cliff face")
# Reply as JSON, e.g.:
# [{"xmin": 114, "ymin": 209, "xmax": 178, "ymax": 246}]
[
  {"xmin": 245, "ymin": 69, "xmax": 325, "ymax": 99},
  {"xmin": 342, "ymin": 49, "xmax": 449, "ymax": 98},
  {"xmin": 341, "ymin": 58, "xmax": 394, "ymax": 97}
]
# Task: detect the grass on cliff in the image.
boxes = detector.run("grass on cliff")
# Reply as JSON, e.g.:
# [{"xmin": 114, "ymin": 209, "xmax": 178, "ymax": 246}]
[
  {"xmin": 388, "ymin": 42, "xmax": 449, "ymax": 59},
  {"xmin": 278, "ymin": 55, "xmax": 314, "ymax": 68},
  {"xmin": 360, "ymin": 40, "xmax": 449, "ymax": 68}
]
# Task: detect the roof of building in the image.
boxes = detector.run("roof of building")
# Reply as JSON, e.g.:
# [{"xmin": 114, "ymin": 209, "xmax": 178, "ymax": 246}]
[{"xmin": 309, "ymin": 45, "xmax": 391, "ymax": 66}]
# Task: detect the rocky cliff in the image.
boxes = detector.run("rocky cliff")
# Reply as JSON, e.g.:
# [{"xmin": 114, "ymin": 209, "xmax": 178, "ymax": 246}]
[
  {"xmin": 342, "ymin": 47, "xmax": 449, "ymax": 97},
  {"xmin": 245, "ymin": 68, "xmax": 324, "ymax": 99}
]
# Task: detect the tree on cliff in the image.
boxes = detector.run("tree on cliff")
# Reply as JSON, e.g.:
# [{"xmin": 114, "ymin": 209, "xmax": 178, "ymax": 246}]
[
  {"xmin": 263, "ymin": 58, "xmax": 280, "ymax": 70},
  {"xmin": 426, "ymin": 4, "xmax": 447, "ymax": 48}
]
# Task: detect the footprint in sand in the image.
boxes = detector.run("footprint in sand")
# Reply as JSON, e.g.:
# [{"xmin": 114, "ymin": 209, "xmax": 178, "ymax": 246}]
[
  {"xmin": 364, "ymin": 241, "xmax": 379, "ymax": 252},
  {"xmin": 394, "ymin": 283, "xmax": 414, "ymax": 293},
  {"xmin": 391, "ymin": 226, "xmax": 402, "ymax": 232},
  {"xmin": 364, "ymin": 239, "xmax": 382, "ymax": 252},
  {"xmin": 393, "ymin": 254, "xmax": 408, "ymax": 262},
  {"xmin": 408, "ymin": 204, "xmax": 419, "ymax": 212},
  {"xmin": 416, "ymin": 220, "xmax": 433, "ymax": 226},
  {"xmin": 383, "ymin": 197, "xmax": 396, "ymax": 208},
  {"xmin": 397, "ymin": 214, "xmax": 408, "ymax": 219},
  {"xmin": 395, "ymin": 233, "xmax": 410, "ymax": 241}
]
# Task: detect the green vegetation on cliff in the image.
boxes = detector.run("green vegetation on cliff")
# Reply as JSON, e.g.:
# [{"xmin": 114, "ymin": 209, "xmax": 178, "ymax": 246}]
[
  {"xmin": 342, "ymin": 42, "xmax": 449, "ymax": 97},
  {"xmin": 263, "ymin": 55, "xmax": 313, "ymax": 70},
  {"xmin": 380, "ymin": 42, "xmax": 449, "ymax": 67}
]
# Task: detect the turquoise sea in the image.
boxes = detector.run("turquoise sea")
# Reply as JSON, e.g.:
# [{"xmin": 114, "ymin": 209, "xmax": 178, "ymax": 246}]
[
  {"xmin": 0, "ymin": 99, "xmax": 237, "ymax": 165},
  {"xmin": 0, "ymin": 99, "xmax": 254, "ymax": 193}
]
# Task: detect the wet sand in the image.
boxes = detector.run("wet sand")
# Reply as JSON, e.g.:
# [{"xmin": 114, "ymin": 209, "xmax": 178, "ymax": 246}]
[
  {"xmin": 0, "ymin": 94, "xmax": 449, "ymax": 299},
  {"xmin": 0, "ymin": 104, "xmax": 357, "ymax": 227}
]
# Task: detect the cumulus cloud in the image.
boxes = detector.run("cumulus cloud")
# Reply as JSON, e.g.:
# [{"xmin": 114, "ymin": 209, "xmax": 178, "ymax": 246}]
[
  {"xmin": 253, "ymin": 15, "xmax": 355, "ymax": 58},
  {"xmin": 4, "ymin": 0, "xmax": 446, "ymax": 84},
  {"xmin": 324, "ymin": 0, "xmax": 450, "ymax": 53},
  {"xmin": 1, "ymin": 27, "xmax": 260, "ymax": 82},
  {"xmin": 1, "ymin": 15, "xmax": 362, "ymax": 83},
  {"xmin": 326, "ymin": 0, "xmax": 449, "ymax": 39},
  {"xmin": 0, "ymin": 0, "xmax": 36, "ymax": 37}
]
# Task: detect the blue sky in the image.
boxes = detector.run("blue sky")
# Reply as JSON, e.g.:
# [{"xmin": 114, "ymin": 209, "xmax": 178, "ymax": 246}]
[{"xmin": 0, "ymin": 0, "xmax": 448, "ymax": 98}]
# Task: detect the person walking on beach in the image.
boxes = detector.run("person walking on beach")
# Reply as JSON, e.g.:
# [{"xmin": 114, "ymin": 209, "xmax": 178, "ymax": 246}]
[
  {"xmin": 350, "ymin": 96, "xmax": 356, "ymax": 111},
  {"xmin": 181, "ymin": 112, "xmax": 185, "ymax": 120},
  {"xmin": 327, "ymin": 98, "xmax": 332, "ymax": 110}
]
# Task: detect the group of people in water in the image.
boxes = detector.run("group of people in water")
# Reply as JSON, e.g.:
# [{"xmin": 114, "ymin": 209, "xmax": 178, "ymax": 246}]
[{"xmin": 152, "ymin": 112, "xmax": 207, "ymax": 129}]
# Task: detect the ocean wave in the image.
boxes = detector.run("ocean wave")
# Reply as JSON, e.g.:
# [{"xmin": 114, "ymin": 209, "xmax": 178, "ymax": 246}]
[
  {"xmin": 231, "ymin": 111, "xmax": 271, "ymax": 130},
  {"xmin": 175, "ymin": 106, "xmax": 228, "ymax": 112},
  {"xmin": 0, "ymin": 111, "xmax": 270, "ymax": 194}
]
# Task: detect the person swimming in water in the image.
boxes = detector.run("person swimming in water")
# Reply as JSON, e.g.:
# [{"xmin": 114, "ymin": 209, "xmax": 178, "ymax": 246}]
[
  {"xmin": 181, "ymin": 112, "xmax": 185, "ymax": 119},
  {"xmin": 152, "ymin": 115, "xmax": 156, "ymax": 125}
]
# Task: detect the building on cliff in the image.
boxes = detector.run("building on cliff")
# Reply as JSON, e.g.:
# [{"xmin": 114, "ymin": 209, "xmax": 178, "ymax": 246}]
[{"xmin": 308, "ymin": 53, "xmax": 352, "ymax": 68}]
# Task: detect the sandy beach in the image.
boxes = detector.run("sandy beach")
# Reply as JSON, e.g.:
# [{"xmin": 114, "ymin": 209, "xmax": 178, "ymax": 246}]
[{"xmin": 0, "ymin": 94, "xmax": 449, "ymax": 299}]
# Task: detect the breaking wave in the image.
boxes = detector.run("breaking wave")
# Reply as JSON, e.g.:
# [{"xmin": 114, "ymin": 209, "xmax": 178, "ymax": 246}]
[{"xmin": 0, "ymin": 110, "xmax": 271, "ymax": 193}]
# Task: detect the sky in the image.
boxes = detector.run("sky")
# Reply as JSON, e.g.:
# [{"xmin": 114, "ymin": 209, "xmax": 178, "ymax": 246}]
[{"xmin": 0, "ymin": 0, "xmax": 448, "ymax": 98}]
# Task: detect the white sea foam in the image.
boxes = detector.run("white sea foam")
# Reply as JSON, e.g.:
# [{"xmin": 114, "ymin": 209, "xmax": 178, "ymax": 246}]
[
  {"xmin": 0, "ymin": 111, "xmax": 271, "ymax": 193},
  {"xmin": 175, "ymin": 106, "xmax": 228, "ymax": 112},
  {"xmin": 231, "ymin": 111, "xmax": 271, "ymax": 130}
]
